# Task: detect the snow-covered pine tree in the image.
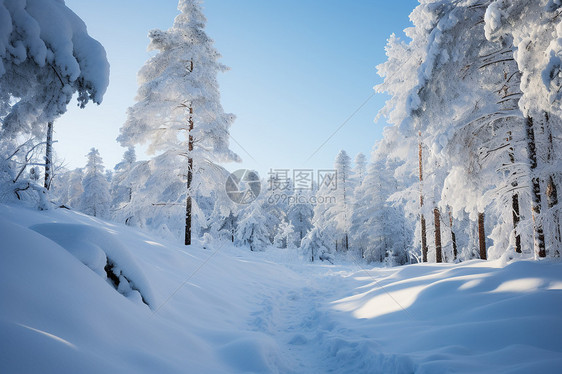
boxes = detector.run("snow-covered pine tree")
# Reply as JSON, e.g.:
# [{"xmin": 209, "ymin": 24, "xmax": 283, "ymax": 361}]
[
  {"xmin": 351, "ymin": 157, "xmax": 385, "ymax": 262},
  {"xmin": 404, "ymin": 0, "xmax": 487, "ymax": 263},
  {"xmin": 352, "ymin": 153, "xmax": 367, "ymax": 188},
  {"xmin": 301, "ymin": 225, "xmax": 334, "ymax": 263},
  {"xmin": 49, "ymin": 167, "xmax": 73, "ymax": 207},
  {"xmin": 274, "ymin": 220, "xmax": 295, "ymax": 249},
  {"xmin": 287, "ymin": 199, "xmax": 313, "ymax": 248},
  {"xmin": 335, "ymin": 150, "xmax": 352, "ymax": 251},
  {"xmin": 113, "ymin": 160, "xmax": 151, "ymax": 228},
  {"xmin": 104, "ymin": 169, "xmax": 113, "ymax": 184},
  {"xmin": 308, "ymin": 151, "xmax": 353, "ymax": 254},
  {"xmin": 351, "ymin": 143, "xmax": 411, "ymax": 264},
  {"xmin": 420, "ymin": 0, "xmax": 531, "ymax": 261},
  {"xmin": 110, "ymin": 147, "xmax": 137, "ymax": 215},
  {"xmin": 484, "ymin": 0, "xmax": 562, "ymax": 257},
  {"xmin": 215, "ymin": 209, "xmax": 238, "ymax": 243},
  {"xmin": 377, "ymin": 0, "xmax": 539, "ymax": 262},
  {"xmin": 375, "ymin": 21, "xmax": 433, "ymax": 262},
  {"xmin": 235, "ymin": 202, "xmax": 272, "ymax": 252},
  {"xmin": 268, "ymin": 174, "xmax": 291, "ymax": 244},
  {"xmin": 67, "ymin": 168, "xmax": 85, "ymax": 209},
  {"xmin": 118, "ymin": 0, "xmax": 239, "ymax": 245},
  {"xmin": 306, "ymin": 150, "xmax": 353, "ymax": 256},
  {"xmin": 349, "ymin": 151, "xmax": 369, "ymax": 258},
  {"xmin": 80, "ymin": 148, "xmax": 110, "ymax": 219}
]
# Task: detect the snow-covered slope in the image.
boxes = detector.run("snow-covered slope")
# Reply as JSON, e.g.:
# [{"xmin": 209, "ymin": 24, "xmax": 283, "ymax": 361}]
[{"xmin": 1, "ymin": 204, "xmax": 561, "ymax": 373}]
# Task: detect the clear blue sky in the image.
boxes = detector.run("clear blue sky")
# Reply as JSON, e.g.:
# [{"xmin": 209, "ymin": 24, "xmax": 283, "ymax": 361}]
[{"xmin": 58, "ymin": 0, "xmax": 417, "ymax": 178}]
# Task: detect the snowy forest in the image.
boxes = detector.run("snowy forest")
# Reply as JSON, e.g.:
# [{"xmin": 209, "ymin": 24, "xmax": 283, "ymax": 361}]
[
  {"xmin": 2, "ymin": 1, "xmax": 562, "ymax": 373},
  {"xmin": 2, "ymin": 0, "xmax": 562, "ymax": 266}
]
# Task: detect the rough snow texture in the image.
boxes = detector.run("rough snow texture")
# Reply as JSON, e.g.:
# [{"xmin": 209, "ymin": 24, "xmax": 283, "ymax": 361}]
[
  {"xmin": 2, "ymin": 203, "xmax": 562, "ymax": 373},
  {"xmin": 30, "ymin": 223, "xmax": 154, "ymax": 306}
]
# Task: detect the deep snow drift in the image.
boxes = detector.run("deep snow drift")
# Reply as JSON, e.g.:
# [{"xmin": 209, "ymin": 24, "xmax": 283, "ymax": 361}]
[{"xmin": 1, "ymin": 204, "xmax": 561, "ymax": 373}]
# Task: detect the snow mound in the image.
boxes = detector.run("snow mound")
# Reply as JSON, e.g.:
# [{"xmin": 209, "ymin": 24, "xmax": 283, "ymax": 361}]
[
  {"xmin": 30, "ymin": 223, "xmax": 154, "ymax": 307},
  {"xmin": 217, "ymin": 334, "xmax": 286, "ymax": 374},
  {"xmin": 330, "ymin": 261, "xmax": 562, "ymax": 373}
]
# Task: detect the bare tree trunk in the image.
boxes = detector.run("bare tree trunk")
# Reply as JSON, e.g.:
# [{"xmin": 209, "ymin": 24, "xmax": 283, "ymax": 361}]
[
  {"xmin": 512, "ymin": 194, "xmax": 521, "ymax": 253},
  {"xmin": 421, "ymin": 216, "xmax": 428, "ymax": 262},
  {"xmin": 448, "ymin": 209, "xmax": 457, "ymax": 260},
  {"xmin": 434, "ymin": 208, "xmax": 442, "ymax": 263},
  {"xmin": 419, "ymin": 131, "xmax": 428, "ymax": 262},
  {"xmin": 506, "ymin": 131, "xmax": 522, "ymax": 253},
  {"xmin": 300, "ymin": 215, "xmax": 304, "ymax": 241},
  {"xmin": 185, "ymin": 60, "xmax": 194, "ymax": 246},
  {"xmin": 478, "ymin": 212, "xmax": 486, "ymax": 260},
  {"xmin": 44, "ymin": 121, "xmax": 54, "ymax": 190},
  {"xmin": 526, "ymin": 116, "xmax": 546, "ymax": 257},
  {"xmin": 546, "ymin": 175, "xmax": 560, "ymax": 247},
  {"xmin": 544, "ymin": 113, "xmax": 561, "ymax": 255},
  {"xmin": 185, "ymin": 106, "xmax": 194, "ymax": 246}
]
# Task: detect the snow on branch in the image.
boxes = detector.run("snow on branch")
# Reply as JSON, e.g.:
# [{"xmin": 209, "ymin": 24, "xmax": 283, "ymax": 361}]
[{"xmin": 0, "ymin": 0, "xmax": 110, "ymax": 138}]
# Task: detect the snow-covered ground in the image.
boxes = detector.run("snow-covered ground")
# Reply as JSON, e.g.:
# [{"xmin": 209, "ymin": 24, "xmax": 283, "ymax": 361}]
[{"xmin": 1, "ymin": 204, "xmax": 562, "ymax": 373}]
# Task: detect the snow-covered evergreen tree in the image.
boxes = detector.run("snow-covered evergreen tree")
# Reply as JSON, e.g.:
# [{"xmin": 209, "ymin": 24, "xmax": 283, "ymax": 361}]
[
  {"xmin": 274, "ymin": 220, "xmax": 295, "ymax": 249},
  {"xmin": 118, "ymin": 0, "xmax": 239, "ymax": 245},
  {"xmin": 332, "ymin": 150, "xmax": 352, "ymax": 251},
  {"xmin": 352, "ymin": 152, "xmax": 367, "ymax": 189},
  {"xmin": 375, "ymin": 19, "xmax": 430, "ymax": 262},
  {"xmin": 262, "ymin": 173, "xmax": 289, "ymax": 244},
  {"xmin": 350, "ymin": 144, "xmax": 411, "ymax": 264},
  {"xmin": 215, "ymin": 209, "xmax": 238, "ymax": 243},
  {"xmin": 287, "ymin": 199, "xmax": 313, "ymax": 248},
  {"xmin": 235, "ymin": 202, "xmax": 272, "ymax": 252},
  {"xmin": 67, "ymin": 168, "xmax": 85, "ymax": 209},
  {"xmin": 80, "ymin": 148, "xmax": 110, "ymax": 219},
  {"xmin": 310, "ymin": 150, "xmax": 353, "ymax": 254},
  {"xmin": 110, "ymin": 147, "xmax": 137, "ymax": 214},
  {"xmin": 484, "ymin": 0, "xmax": 562, "ymax": 257},
  {"xmin": 301, "ymin": 226, "xmax": 334, "ymax": 263},
  {"xmin": 50, "ymin": 167, "xmax": 78, "ymax": 208},
  {"xmin": 112, "ymin": 160, "xmax": 151, "ymax": 228},
  {"xmin": 375, "ymin": 0, "xmax": 547, "ymax": 262}
]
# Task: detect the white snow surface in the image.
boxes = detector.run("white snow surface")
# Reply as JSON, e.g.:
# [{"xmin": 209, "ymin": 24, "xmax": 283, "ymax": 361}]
[{"xmin": 1, "ymin": 204, "xmax": 562, "ymax": 373}]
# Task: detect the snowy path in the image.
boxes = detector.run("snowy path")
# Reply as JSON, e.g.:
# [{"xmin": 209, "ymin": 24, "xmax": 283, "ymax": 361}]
[
  {"xmin": 245, "ymin": 264, "xmax": 413, "ymax": 374},
  {"xmin": 249, "ymin": 273, "xmax": 334, "ymax": 373}
]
